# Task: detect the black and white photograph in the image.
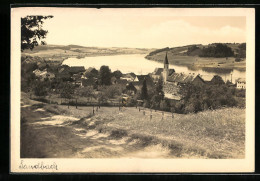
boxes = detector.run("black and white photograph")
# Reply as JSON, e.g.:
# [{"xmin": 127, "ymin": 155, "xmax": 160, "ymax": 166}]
[{"xmin": 11, "ymin": 7, "xmax": 255, "ymax": 173}]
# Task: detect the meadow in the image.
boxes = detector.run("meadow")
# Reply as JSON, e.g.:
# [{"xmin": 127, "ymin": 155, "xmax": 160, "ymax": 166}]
[{"xmin": 21, "ymin": 92, "xmax": 245, "ymax": 158}]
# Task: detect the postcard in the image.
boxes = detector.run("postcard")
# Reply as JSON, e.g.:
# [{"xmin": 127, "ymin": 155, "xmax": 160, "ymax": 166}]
[{"xmin": 11, "ymin": 7, "xmax": 255, "ymax": 173}]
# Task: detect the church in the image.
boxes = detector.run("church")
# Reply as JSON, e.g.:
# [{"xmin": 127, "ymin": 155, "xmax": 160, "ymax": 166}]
[
  {"xmin": 150, "ymin": 52, "xmax": 175, "ymax": 83},
  {"xmin": 151, "ymin": 52, "xmax": 206, "ymax": 100}
]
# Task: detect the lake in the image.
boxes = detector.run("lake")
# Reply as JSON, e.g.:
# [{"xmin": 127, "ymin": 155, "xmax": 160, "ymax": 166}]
[{"xmin": 62, "ymin": 54, "xmax": 245, "ymax": 83}]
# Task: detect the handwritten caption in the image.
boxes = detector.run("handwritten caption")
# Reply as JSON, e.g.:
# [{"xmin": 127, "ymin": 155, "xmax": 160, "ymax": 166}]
[{"xmin": 19, "ymin": 160, "xmax": 58, "ymax": 171}]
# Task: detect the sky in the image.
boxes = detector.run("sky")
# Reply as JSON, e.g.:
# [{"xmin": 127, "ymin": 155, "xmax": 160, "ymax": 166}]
[{"xmin": 39, "ymin": 8, "xmax": 246, "ymax": 48}]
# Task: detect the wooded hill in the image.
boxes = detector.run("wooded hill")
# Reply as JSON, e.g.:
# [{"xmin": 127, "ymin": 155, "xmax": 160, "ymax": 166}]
[{"xmin": 146, "ymin": 43, "xmax": 246, "ymax": 59}]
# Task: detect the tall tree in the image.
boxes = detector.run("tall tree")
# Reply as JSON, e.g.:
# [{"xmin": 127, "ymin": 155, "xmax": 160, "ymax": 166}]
[
  {"xmin": 140, "ymin": 79, "xmax": 148, "ymax": 100},
  {"xmin": 99, "ymin": 66, "xmax": 111, "ymax": 85},
  {"xmin": 21, "ymin": 15, "xmax": 53, "ymax": 51},
  {"xmin": 155, "ymin": 78, "xmax": 164, "ymax": 99}
]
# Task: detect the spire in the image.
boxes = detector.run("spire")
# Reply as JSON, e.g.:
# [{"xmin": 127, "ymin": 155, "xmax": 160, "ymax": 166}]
[{"xmin": 164, "ymin": 52, "xmax": 169, "ymax": 65}]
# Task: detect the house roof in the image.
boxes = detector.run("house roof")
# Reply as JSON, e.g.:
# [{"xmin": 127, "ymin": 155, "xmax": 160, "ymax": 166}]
[
  {"xmin": 116, "ymin": 79, "xmax": 128, "ymax": 85},
  {"xmin": 167, "ymin": 73, "xmax": 197, "ymax": 83},
  {"xmin": 153, "ymin": 68, "xmax": 164, "ymax": 75},
  {"xmin": 126, "ymin": 82, "xmax": 137, "ymax": 92},
  {"xmin": 122, "ymin": 73, "xmax": 136, "ymax": 79},
  {"xmin": 136, "ymin": 75, "xmax": 154, "ymax": 86},
  {"xmin": 210, "ymin": 75, "xmax": 225, "ymax": 84},
  {"xmin": 69, "ymin": 66, "xmax": 85, "ymax": 73},
  {"xmin": 168, "ymin": 69, "xmax": 175, "ymax": 76},
  {"xmin": 236, "ymin": 78, "xmax": 246, "ymax": 83},
  {"xmin": 152, "ymin": 68, "xmax": 175, "ymax": 76},
  {"xmin": 85, "ymin": 67, "xmax": 98, "ymax": 73}
]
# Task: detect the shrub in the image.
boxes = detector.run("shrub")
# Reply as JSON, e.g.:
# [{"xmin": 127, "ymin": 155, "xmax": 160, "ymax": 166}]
[
  {"xmin": 235, "ymin": 58, "xmax": 242, "ymax": 62},
  {"xmin": 143, "ymin": 100, "xmax": 150, "ymax": 108},
  {"xmin": 160, "ymin": 100, "xmax": 170, "ymax": 111}
]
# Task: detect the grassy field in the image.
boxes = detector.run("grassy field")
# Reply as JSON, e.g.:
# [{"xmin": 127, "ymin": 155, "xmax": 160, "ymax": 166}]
[
  {"xmin": 22, "ymin": 44, "xmax": 154, "ymax": 62},
  {"xmin": 21, "ymin": 92, "xmax": 245, "ymax": 158}
]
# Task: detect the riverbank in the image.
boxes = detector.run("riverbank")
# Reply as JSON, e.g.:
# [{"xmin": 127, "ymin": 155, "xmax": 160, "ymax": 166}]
[
  {"xmin": 21, "ymin": 92, "xmax": 245, "ymax": 158},
  {"xmin": 22, "ymin": 45, "xmax": 154, "ymax": 65},
  {"xmin": 146, "ymin": 54, "xmax": 246, "ymax": 72}
]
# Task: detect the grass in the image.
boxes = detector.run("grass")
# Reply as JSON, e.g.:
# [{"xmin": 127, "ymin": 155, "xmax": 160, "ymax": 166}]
[
  {"xmin": 21, "ymin": 92, "xmax": 245, "ymax": 158},
  {"xmin": 45, "ymin": 101, "xmax": 244, "ymax": 158},
  {"xmin": 81, "ymin": 106, "xmax": 245, "ymax": 158}
]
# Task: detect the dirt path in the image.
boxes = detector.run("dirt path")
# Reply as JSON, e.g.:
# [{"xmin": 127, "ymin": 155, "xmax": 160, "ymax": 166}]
[{"xmin": 21, "ymin": 102, "xmax": 177, "ymax": 158}]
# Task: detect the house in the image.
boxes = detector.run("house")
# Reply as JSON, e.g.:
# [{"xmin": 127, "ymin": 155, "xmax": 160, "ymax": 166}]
[
  {"xmin": 151, "ymin": 68, "xmax": 164, "ymax": 81},
  {"xmin": 84, "ymin": 67, "xmax": 98, "ymax": 78},
  {"xmin": 125, "ymin": 82, "xmax": 137, "ymax": 95},
  {"xmin": 81, "ymin": 77, "xmax": 98, "ymax": 87},
  {"xmin": 210, "ymin": 75, "xmax": 225, "ymax": 85},
  {"xmin": 192, "ymin": 74, "xmax": 206, "ymax": 86},
  {"xmin": 167, "ymin": 73, "xmax": 205, "ymax": 86},
  {"xmin": 114, "ymin": 79, "xmax": 128, "ymax": 86},
  {"xmin": 134, "ymin": 75, "xmax": 155, "ymax": 87},
  {"xmin": 72, "ymin": 73, "xmax": 82, "ymax": 81},
  {"xmin": 68, "ymin": 66, "xmax": 85, "ymax": 74},
  {"xmin": 236, "ymin": 78, "xmax": 246, "ymax": 89},
  {"xmin": 56, "ymin": 67, "xmax": 71, "ymax": 79},
  {"xmin": 120, "ymin": 73, "xmax": 136, "ymax": 81},
  {"xmin": 163, "ymin": 82, "xmax": 182, "ymax": 101},
  {"xmin": 33, "ymin": 69, "xmax": 55, "ymax": 81}
]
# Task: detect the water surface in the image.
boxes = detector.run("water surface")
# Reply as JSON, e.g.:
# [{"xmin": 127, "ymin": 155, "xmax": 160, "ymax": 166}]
[{"xmin": 63, "ymin": 54, "xmax": 245, "ymax": 82}]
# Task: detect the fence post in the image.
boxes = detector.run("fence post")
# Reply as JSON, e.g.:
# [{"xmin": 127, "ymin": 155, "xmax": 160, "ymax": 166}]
[{"xmin": 162, "ymin": 112, "xmax": 164, "ymax": 120}]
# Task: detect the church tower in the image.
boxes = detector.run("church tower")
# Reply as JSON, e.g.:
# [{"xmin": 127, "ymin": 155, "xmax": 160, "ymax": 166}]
[{"xmin": 162, "ymin": 52, "xmax": 169, "ymax": 83}]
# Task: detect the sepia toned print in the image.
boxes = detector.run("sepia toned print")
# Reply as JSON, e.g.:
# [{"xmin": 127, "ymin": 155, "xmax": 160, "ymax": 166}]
[{"xmin": 11, "ymin": 7, "xmax": 255, "ymax": 172}]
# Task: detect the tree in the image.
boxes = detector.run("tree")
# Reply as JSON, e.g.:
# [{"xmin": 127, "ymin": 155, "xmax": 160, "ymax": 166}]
[
  {"xmin": 84, "ymin": 68, "xmax": 98, "ymax": 78},
  {"xmin": 21, "ymin": 15, "xmax": 53, "ymax": 51},
  {"xmin": 60, "ymin": 83, "xmax": 74, "ymax": 99},
  {"xmin": 99, "ymin": 66, "xmax": 112, "ymax": 85},
  {"xmin": 155, "ymin": 78, "xmax": 164, "ymax": 99},
  {"xmin": 104, "ymin": 85, "xmax": 122, "ymax": 99},
  {"xmin": 33, "ymin": 80, "xmax": 48, "ymax": 97},
  {"xmin": 140, "ymin": 79, "xmax": 148, "ymax": 100},
  {"xmin": 112, "ymin": 70, "xmax": 123, "ymax": 79}
]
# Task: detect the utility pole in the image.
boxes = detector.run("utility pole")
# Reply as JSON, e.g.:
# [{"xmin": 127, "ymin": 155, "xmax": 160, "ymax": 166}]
[{"xmin": 231, "ymin": 73, "xmax": 233, "ymax": 83}]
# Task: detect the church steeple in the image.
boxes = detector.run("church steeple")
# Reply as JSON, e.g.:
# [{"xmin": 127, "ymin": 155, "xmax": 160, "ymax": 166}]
[
  {"xmin": 164, "ymin": 52, "xmax": 169, "ymax": 69},
  {"xmin": 163, "ymin": 52, "xmax": 169, "ymax": 83}
]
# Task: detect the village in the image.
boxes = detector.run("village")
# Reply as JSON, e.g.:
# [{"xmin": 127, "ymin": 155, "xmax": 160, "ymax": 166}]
[{"xmin": 21, "ymin": 52, "xmax": 246, "ymax": 114}]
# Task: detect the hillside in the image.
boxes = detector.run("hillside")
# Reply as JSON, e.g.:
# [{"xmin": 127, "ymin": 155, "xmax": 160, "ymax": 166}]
[
  {"xmin": 21, "ymin": 92, "xmax": 244, "ymax": 158},
  {"xmin": 22, "ymin": 44, "xmax": 155, "ymax": 61},
  {"xmin": 145, "ymin": 43, "xmax": 246, "ymax": 71}
]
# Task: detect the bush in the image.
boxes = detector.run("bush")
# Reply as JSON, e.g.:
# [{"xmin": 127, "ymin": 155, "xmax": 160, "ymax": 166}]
[
  {"xmin": 143, "ymin": 100, "xmax": 150, "ymax": 108},
  {"xmin": 179, "ymin": 83, "xmax": 238, "ymax": 113},
  {"xmin": 160, "ymin": 100, "xmax": 170, "ymax": 111},
  {"xmin": 126, "ymin": 97, "xmax": 137, "ymax": 107},
  {"xmin": 235, "ymin": 58, "xmax": 242, "ymax": 62}
]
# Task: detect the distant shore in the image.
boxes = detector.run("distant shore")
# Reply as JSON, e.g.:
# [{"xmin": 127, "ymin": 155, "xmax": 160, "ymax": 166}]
[{"xmin": 146, "ymin": 54, "xmax": 246, "ymax": 72}]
